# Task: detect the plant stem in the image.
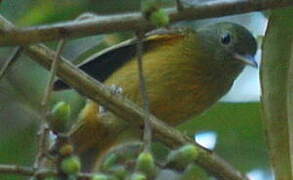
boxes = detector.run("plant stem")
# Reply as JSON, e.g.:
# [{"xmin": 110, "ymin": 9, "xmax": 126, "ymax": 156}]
[{"xmin": 0, "ymin": 0, "xmax": 292, "ymax": 46}]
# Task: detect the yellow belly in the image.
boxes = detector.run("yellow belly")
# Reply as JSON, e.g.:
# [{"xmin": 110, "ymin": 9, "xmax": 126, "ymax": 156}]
[{"xmin": 104, "ymin": 40, "xmax": 231, "ymax": 125}]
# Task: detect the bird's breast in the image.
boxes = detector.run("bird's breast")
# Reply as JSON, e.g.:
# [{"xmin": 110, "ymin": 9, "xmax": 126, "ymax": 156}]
[{"xmin": 105, "ymin": 39, "xmax": 236, "ymax": 125}]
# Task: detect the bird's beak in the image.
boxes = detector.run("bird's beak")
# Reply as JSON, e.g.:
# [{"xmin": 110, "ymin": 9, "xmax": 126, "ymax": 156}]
[{"xmin": 234, "ymin": 54, "xmax": 258, "ymax": 68}]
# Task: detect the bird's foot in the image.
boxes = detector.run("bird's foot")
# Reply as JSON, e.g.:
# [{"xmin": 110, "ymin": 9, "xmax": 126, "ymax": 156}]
[{"xmin": 99, "ymin": 84, "xmax": 123, "ymax": 115}]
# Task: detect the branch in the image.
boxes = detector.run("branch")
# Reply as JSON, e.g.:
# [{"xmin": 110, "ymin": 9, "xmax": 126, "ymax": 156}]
[
  {"xmin": 0, "ymin": 164, "xmax": 92, "ymax": 179},
  {"xmin": 288, "ymin": 41, "xmax": 293, "ymax": 177},
  {"xmin": 135, "ymin": 31, "xmax": 152, "ymax": 152},
  {"xmin": 32, "ymin": 39, "xmax": 66, "ymax": 175},
  {"xmin": 0, "ymin": 0, "xmax": 292, "ymax": 46},
  {"xmin": 0, "ymin": 164, "xmax": 37, "ymax": 177},
  {"xmin": 0, "ymin": 47, "xmax": 22, "ymax": 79}
]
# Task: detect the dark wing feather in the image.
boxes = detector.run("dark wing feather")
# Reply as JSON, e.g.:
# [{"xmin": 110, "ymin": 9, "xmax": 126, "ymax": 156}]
[
  {"xmin": 53, "ymin": 28, "xmax": 185, "ymax": 91},
  {"xmin": 53, "ymin": 39, "xmax": 138, "ymax": 90}
]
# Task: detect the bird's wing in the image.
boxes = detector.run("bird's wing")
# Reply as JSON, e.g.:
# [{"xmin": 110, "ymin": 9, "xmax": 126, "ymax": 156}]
[{"xmin": 53, "ymin": 29, "xmax": 185, "ymax": 91}]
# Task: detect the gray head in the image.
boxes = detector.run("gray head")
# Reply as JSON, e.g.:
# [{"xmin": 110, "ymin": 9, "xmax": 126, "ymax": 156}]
[{"xmin": 196, "ymin": 22, "xmax": 258, "ymax": 70}]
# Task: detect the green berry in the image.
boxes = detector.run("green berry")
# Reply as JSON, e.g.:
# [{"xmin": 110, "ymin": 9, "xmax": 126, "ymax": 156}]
[
  {"xmin": 91, "ymin": 174, "xmax": 108, "ymax": 180},
  {"xmin": 59, "ymin": 144, "xmax": 74, "ymax": 156},
  {"xmin": 141, "ymin": 0, "xmax": 160, "ymax": 13},
  {"xmin": 136, "ymin": 152, "xmax": 156, "ymax": 177},
  {"xmin": 60, "ymin": 156, "xmax": 81, "ymax": 175},
  {"xmin": 49, "ymin": 101, "xmax": 71, "ymax": 133},
  {"xmin": 91, "ymin": 174, "xmax": 118, "ymax": 180},
  {"xmin": 129, "ymin": 173, "xmax": 147, "ymax": 180},
  {"xmin": 109, "ymin": 165, "xmax": 129, "ymax": 179},
  {"xmin": 167, "ymin": 144, "xmax": 199, "ymax": 170},
  {"xmin": 44, "ymin": 177, "xmax": 57, "ymax": 180},
  {"xmin": 180, "ymin": 164, "xmax": 208, "ymax": 180},
  {"xmin": 149, "ymin": 9, "xmax": 169, "ymax": 27}
]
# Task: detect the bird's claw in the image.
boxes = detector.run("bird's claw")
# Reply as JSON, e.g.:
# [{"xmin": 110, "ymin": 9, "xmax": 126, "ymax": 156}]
[{"xmin": 99, "ymin": 84, "xmax": 123, "ymax": 115}]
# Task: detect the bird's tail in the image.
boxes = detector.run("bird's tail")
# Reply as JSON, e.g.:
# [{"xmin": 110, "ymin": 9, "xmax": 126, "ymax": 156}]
[{"xmin": 68, "ymin": 100, "xmax": 139, "ymax": 170}]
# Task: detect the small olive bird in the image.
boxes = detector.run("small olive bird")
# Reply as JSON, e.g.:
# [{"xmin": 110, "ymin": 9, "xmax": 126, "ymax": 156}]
[{"xmin": 53, "ymin": 22, "xmax": 257, "ymax": 157}]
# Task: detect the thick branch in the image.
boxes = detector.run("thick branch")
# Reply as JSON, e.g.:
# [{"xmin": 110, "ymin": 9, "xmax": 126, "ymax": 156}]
[
  {"xmin": 0, "ymin": 0, "xmax": 292, "ymax": 46},
  {"xmin": 0, "ymin": 164, "xmax": 92, "ymax": 179},
  {"xmin": 0, "ymin": 164, "xmax": 37, "ymax": 177}
]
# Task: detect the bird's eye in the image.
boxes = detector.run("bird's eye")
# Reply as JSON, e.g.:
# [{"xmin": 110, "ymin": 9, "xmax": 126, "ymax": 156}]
[{"xmin": 221, "ymin": 33, "xmax": 231, "ymax": 45}]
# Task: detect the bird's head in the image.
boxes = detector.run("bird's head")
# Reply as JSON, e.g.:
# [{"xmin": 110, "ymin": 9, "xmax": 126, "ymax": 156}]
[{"xmin": 196, "ymin": 22, "xmax": 258, "ymax": 71}]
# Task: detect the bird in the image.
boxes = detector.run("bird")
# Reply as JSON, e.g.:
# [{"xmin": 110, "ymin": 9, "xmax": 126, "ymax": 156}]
[{"xmin": 53, "ymin": 22, "xmax": 257, "ymax": 159}]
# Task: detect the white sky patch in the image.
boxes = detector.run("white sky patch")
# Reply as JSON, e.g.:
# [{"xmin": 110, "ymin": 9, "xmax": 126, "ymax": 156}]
[
  {"xmin": 221, "ymin": 49, "xmax": 262, "ymax": 102},
  {"xmin": 247, "ymin": 169, "xmax": 273, "ymax": 180},
  {"xmin": 194, "ymin": 131, "xmax": 217, "ymax": 150},
  {"xmin": 49, "ymin": 131, "xmax": 57, "ymax": 148}
]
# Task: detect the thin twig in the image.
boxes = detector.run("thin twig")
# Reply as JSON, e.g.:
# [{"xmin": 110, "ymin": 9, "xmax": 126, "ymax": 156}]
[
  {"xmin": 33, "ymin": 39, "xmax": 66, "ymax": 172},
  {"xmin": 0, "ymin": 0, "xmax": 292, "ymax": 46},
  {"xmin": 175, "ymin": 0, "xmax": 184, "ymax": 11},
  {"xmin": 41, "ymin": 39, "xmax": 66, "ymax": 108},
  {"xmin": 0, "ymin": 164, "xmax": 93, "ymax": 179},
  {"xmin": 32, "ymin": 124, "xmax": 50, "ymax": 171},
  {"xmin": 136, "ymin": 32, "xmax": 152, "ymax": 152},
  {"xmin": 0, "ymin": 164, "xmax": 44, "ymax": 177},
  {"xmin": 0, "ymin": 47, "xmax": 22, "ymax": 80},
  {"xmin": 288, "ymin": 43, "xmax": 293, "ymax": 179}
]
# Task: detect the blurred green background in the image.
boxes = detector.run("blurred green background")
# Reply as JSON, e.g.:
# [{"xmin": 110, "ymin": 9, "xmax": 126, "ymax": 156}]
[{"xmin": 0, "ymin": 0, "xmax": 269, "ymax": 179}]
